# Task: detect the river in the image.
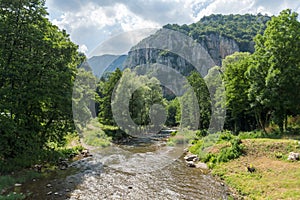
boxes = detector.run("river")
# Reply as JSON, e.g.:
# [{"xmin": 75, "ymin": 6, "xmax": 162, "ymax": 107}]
[{"xmin": 21, "ymin": 135, "xmax": 231, "ymax": 199}]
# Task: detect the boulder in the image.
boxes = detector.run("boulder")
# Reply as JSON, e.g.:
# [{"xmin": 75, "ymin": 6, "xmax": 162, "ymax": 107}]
[
  {"xmin": 186, "ymin": 161, "xmax": 196, "ymax": 168},
  {"xmin": 195, "ymin": 162, "xmax": 208, "ymax": 170},
  {"xmin": 184, "ymin": 154, "xmax": 198, "ymax": 161},
  {"xmin": 34, "ymin": 164, "xmax": 43, "ymax": 172},
  {"xmin": 81, "ymin": 149, "xmax": 92, "ymax": 157},
  {"xmin": 288, "ymin": 152, "xmax": 300, "ymax": 161}
]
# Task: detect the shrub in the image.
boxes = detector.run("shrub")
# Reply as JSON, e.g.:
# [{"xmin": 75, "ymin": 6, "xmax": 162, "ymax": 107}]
[
  {"xmin": 189, "ymin": 140, "xmax": 204, "ymax": 155},
  {"xmin": 218, "ymin": 131, "xmax": 234, "ymax": 141},
  {"xmin": 170, "ymin": 131, "xmax": 177, "ymax": 136},
  {"xmin": 189, "ymin": 131, "xmax": 244, "ymax": 168},
  {"xmin": 195, "ymin": 129, "xmax": 208, "ymax": 138}
]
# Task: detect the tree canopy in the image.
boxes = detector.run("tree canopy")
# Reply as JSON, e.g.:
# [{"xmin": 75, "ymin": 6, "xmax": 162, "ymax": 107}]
[{"xmin": 0, "ymin": 0, "xmax": 81, "ymax": 160}]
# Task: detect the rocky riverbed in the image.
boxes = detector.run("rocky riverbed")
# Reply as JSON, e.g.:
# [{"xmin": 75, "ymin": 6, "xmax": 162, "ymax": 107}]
[{"xmin": 20, "ymin": 136, "xmax": 232, "ymax": 200}]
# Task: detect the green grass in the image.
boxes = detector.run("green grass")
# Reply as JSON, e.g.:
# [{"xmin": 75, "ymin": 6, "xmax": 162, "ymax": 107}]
[
  {"xmin": 82, "ymin": 119, "xmax": 112, "ymax": 147},
  {"xmin": 0, "ymin": 193, "xmax": 25, "ymax": 200},
  {"xmin": 0, "ymin": 171, "xmax": 41, "ymax": 200},
  {"xmin": 166, "ymin": 129, "xmax": 197, "ymax": 146},
  {"xmin": 0, "ymin": 132, "xmax": 85, "ymax": 199},
  {"xmin": 188, "ymin": 129, "xmax": 300, "ymax": 198},
  {"xmin": 211, "ymin": 138, "xmax": 300, "ymax": 199},
  {"xmin": 188, "ymin": 131, "xmax": 244, "ymax": 168}
]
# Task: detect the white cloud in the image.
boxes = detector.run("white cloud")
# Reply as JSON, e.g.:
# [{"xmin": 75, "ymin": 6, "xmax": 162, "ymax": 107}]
[
  {"xmin": 79, "ymin": 44, "xmax": 88, "ymax": 54},
  {"xmin": 46, "ymin": 0, "xmax": 300, "ymax": 55},
  {"xmin": 195, "ymin": 0, "xmax": 300, "ymax": 20}
]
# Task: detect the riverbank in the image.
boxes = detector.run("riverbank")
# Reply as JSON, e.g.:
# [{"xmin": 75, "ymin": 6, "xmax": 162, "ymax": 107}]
[
  {"xmin": 0, "ymin": 132, "xmax": 88, "ymax": 200},
  {"xmin": 191, "ymin": 135, "xmax": 300, "ymax": 199},
  {"xmin": 2, "ymin": 132, "xmax": 233, "ymax": 200}
]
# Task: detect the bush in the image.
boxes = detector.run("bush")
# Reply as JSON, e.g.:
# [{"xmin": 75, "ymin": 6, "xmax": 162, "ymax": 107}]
[
  {"xmin": 238, "ymin": 131, "xmax": 264, "ymax": 139},
  {"xmin": 189, "ymin": 140, "xmax": 204, "ymax": 155},
  {"xmin": 189, "ymin": 131, "xmax": 244, "ymax": 168},
  {"xmin": 170, "ymin": 131, "xmax": 177, "ymax": 136},
  {"xmin": 218, "ymin": 131, "xmax": 235, "ymax": 141},
  {"xmin": 195, "ymin": 129, "xmax": 208, "ymax": 138}
]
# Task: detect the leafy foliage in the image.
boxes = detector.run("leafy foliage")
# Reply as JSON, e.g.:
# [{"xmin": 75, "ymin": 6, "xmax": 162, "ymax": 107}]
[
  {"xmin": 164, "ymin": 13, "xmax": 271, "ymax": 52},
  {"xmin": 222, "ymin": 52, "xmax": 256, "ymax": 132},
  {"xmin": 187, "ymin": 71, "xmax": 211, "ymax": 129},
  {"xmin": 97, "ymin": 68, "xmax": 122, "ymax": 125},
  {"xmin": 248, "ymin": 9, "xmax": 300, "ymax": 133},
  {"xmin": 0, "ymin": 0, "xmax": 81, "ymax": 167},
  {"xmin": 189, "ymin": 131, "xmax": 244, "ymax": 168}
]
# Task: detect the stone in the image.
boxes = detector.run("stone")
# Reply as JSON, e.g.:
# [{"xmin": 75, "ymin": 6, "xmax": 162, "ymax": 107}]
[
  {"xmin": 14, "ymin": 183, "xmax": 22, "ymax": 187},
  {"xmin": 47, "ymin": 191, "xmax": 52, "ymax": 195},
  {"xmin": 287, "ymin": 152, "xmax": 300, "ymax": 161},
  {"xmin": 195, "ymin": 162, "xmax": 208, "ymax": 170},
  {"xmin": 46, "ymin": 184, "xmax": 52, "ymax": 188},
  {"xmin": 184, "ymin": 154, "xmax": 198, "ymax": 162},
  {"xmin": 186, "ymin": 161, "xmax": 196, "ymax": 168},
  {"xmin": 247, "ymin": 166, "xmax": 255, "ymax": 173},
  {"xmin": 34, "ymin": 164, "xmax": 43, "ymax": 172},
  {"xmin": 82, "ymin": 149, "xmax": 91, "ymax": 157}
]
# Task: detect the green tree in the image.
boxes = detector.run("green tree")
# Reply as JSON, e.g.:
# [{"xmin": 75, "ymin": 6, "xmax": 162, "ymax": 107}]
[
  {"xmin": 72, "ymin": 67, "xmax": 97, "ymax": 131},
  {"xmin": 166, "ymin": 98, "xmax": 180, "ymax": 127},
  {"xmin": 111, "ymin": 69, "xmax": 165, "ymax": 133},
  {"xmin": 204, "ymin": 66, "xmax": 226, "ymax": 132},
  {"xmin": 187, "ymin": 71, "xmax": 211, "ymax": 129},
  {"xmin": 248, "ymin": 9, "xmax": 300, "ymax": 133},
  {"xmin": 0, "ymin": 0, "xmax": 80, "ymax": 159},
  {"xmin": 97, "ymin": 68, "xmax": 122, "ymax": 125},
  {"xmin": 223, "ymin": 52, "xmax": 255, "ymax": 133}
]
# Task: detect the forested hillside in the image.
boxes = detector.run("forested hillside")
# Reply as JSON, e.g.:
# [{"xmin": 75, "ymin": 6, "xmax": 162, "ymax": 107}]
[
  {"xmin": 164, "ymin": 13, "xmax": 271, "ymax": 52},
  {"xmin": 125, "ymin": 13, "xmax": 271, "ymax": 71}
]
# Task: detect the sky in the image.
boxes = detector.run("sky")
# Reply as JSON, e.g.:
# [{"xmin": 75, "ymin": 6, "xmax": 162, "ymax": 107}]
[{"xmin": 45, "ymin": 0, "xmax": 300, "ymax": 57}]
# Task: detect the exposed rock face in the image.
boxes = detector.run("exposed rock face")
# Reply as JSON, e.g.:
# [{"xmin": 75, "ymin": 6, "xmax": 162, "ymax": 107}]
[
  {"xmin": 200, "ymin": 33, "xmax": 240, "ymax": 66},
  {"xmin": 124, "ymin": 30, "xmax": 239, "ymax": 76}
]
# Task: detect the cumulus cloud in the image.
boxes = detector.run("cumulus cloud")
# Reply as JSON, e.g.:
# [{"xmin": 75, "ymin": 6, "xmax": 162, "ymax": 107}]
[
  {"xmin": 45, "ymin": 0, "xmax": 300, "ymax": 55},
  {"xmin": 195, "ymin": 0, "xmax": 300, "ymax": 20},
  {"xmin": 79, "ymin": 44, "xmax": 88, "ymax": 54}
]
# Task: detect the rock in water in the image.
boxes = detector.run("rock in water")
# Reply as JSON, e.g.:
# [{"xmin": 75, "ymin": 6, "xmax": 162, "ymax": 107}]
[
  {"xmin": 184, "ymin": 154, "xmax": 198, "ymax": 161},
  {"xmin": 288, "ymin": 152, "xmax": 300, "ymax": 161},
  {"xmin": 186, "ymin": 161, "xmax": 196, "ymax": 168}
]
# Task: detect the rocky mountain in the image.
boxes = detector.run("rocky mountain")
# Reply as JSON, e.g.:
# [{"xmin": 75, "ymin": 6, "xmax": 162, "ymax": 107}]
[
  {"xmin": 87, "ymin": 54, "xmax": 119, "ymax": 78},
  {"xmin": 124, "ymin": 13, "xmax": 271, "ymax": 75},
  {"xmin": 87, "ymin": 54, "xmax": 127, "ymax": 78},
  {"xmin": 103, "ymin": 55, "xmax": 127, "ymax": 73}
]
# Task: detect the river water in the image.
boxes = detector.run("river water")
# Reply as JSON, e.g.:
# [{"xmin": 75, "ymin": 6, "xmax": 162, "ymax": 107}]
[{"xmin": 22, "ymin": 135, "xmax": 231, "ymax": 199}]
